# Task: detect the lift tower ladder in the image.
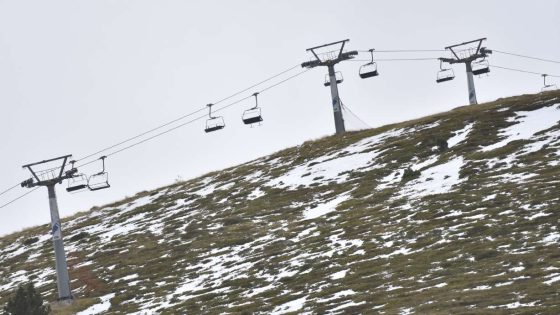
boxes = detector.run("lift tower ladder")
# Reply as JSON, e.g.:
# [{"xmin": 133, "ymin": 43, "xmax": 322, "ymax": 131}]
[
  {"xmin": 439, "ymin": 38, "xmax": 492, "ymax": 105},
  {"xmin": 301, "ymin": 39, "xmax": 358, "ymax": 134},
  {"xmin": 21, "ymin": 154, "xmax": 75, "ymax": 302}
]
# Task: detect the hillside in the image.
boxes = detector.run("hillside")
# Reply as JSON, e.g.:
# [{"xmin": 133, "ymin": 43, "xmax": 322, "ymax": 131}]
[{"xmin": 1, "ymin": 91, "xmax": 560, "ymax": 314}]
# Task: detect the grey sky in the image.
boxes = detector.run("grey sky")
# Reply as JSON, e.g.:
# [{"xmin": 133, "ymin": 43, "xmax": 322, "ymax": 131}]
[{"xmin": 1, "ymin": 0, "xmax": 559, "ymax": 235}]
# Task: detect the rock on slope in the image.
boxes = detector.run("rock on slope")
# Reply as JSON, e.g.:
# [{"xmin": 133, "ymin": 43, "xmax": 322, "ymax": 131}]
[{"xmin": 1, "ymin": 91, "xmax": 560, "ymax": 314}]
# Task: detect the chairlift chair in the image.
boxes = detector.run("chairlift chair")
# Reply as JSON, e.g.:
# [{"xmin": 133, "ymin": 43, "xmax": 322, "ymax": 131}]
[
  {"xmin": 242, "ymin": 92, "xmax": 263, "ymax": 125},
  {"xmin": 359, "ymin": 48, "xmax": 379, "ymax": 79},
  {"xmin": 472, "ymin": 59, "xmax": 490, "ymax": 76},
  {"xmin": 541, "ymin": 74, "xmax": 558, "ymax": 92},
  {"xmin": 324, "ymin": 72, "xmax": 343, "ymax": 87},
  {"xmin": 88, "ymin": 156, "xmax": 110, "ymax": 191},
  {"xmin": 204, "ymin": 103, "xmax": 225, "ymax": 133},
  {"xmin": 66, "ymin": 160, "xmax": 88, "ymax": 192},
  {"xmin": 436, "ymin": 60, "xmax": 455, "ymax": 83}
]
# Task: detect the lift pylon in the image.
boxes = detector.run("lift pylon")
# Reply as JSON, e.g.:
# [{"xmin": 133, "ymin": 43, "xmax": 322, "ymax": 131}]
[
  {"xmin": 301, "ymin": 39, "xmax": 358, "ymax": 134},
  {"xmin": 438, "ymin": 38, "xmax": 492, "ymax": 105},
  {"xmin": 21, "ymin": 155, "xmax": 75, "ymax": 302}
]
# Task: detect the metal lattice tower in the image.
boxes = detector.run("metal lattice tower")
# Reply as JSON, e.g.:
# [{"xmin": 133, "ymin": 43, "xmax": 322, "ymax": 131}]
[
  {"xmin": 21, "ymin": 155, "xmax": 76, "ymax": 302},
  {"xmin": 302, "ymin": 39, "xmax": 358, "ymax": 134},
  {"xmin": 439, "ymin": 38, "xmax": 492, "ymax": 105}
]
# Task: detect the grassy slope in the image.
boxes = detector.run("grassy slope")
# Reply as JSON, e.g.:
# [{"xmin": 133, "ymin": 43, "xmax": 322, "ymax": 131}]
[{"xmin": 1, "ymin": 91, "xmax": 559, "ymax": 314}]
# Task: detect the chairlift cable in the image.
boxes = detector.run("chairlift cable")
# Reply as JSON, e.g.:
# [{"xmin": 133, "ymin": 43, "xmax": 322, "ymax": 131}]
[
  {"xmin": 0, "ymin": 183, "xmax": 21, "ymax": 197},
  {"xmin": 350, "ymin": 58, "xmax": 439, "ymax": 62},
  {"xmin": 76, "ymin": 63, "xmax": 301, "ymax": 163},
  {"xmin": 0, "ymin": 64, "xmax": 306, "ymax": 204},
  {"xmin": 0, "ymin": 187, "xmax": 40, "ymax": 209},
  {"xmin": 490, "ymin": 64, "xmax": 560, "ymax": 77},
  {"xmin": 492, "ymin": 50, "xmax": 560, "ymax": 64},
  {"xmin": 1, "ymin": 68, "xmax": 311, "ymax": 208},
  {"xmin": 358, "ymin": 49, "xmax": 445, "ymax": 53},
  {"xmin": 29, "ymin": 63, "xmax": 303, "ymax": 173},
  {"xmin": 76, "ymin": 68, "xmax": 312, "ymax": 168}
]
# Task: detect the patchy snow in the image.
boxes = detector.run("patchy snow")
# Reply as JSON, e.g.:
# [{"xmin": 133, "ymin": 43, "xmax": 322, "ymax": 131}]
[
  {"xmin": 481, "ymin": 104, "xmax": 560, "ymax": 152},
  {"xmin": 267, "ymin": 150, "xmax": 382, "ymax": 189},
  {"xmin": 116, "ymin": 274, "xmax": 139, "ymax": 282},
  {"xmin": 76, "ymin": 293, "xmax": 115, "ymax": 315},
  {"xmin": 448, "ymin": 123, "xmax": 474, "ymax": 148},
  {"xmin": 541, "ymin": 232, "xmax": 560, "ymax": 245},
  {"xmin": 330, "ymin": 269, "xmax": 348, "ymax": 280},
  {"xmin": 266, "ymin": 127, "xmax": 420, "ymax": 189},
  {"xmin": 544, "ymin": 273, "xmax": 560, "ymax": 285},
  {"xmin": 488, "ymin": 301, "xmax": 538, "ymax": 309},
  {"xmin": 401, "ymin": 157, "xmax": 465, "ymax": 198},
  {"xmin": 246, "ymin": 284, "xmax": 277, "ymax": 297},
  {"xmin": 330, "ymin": 301, "xmax": 366, "ymax": 312},
  {"xmin": 248, "ymin": 187, "xmax": 266, "ymax": 200},
  {"xmin": 399, "ymin": 307, "xmax": 414, "ymax": 315},
  {"xmin": 271, "ymin": 296, "xmax": 307, "ymax": 314},
  {"xmin": 303, "ymin": 193, "xmax": 351, "ymax": 220},
  {"xmin": 317, "ymin": 290, "xmax": 356, "ymax": 303}
]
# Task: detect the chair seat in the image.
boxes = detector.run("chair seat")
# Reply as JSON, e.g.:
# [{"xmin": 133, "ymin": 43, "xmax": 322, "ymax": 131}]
[
  {"xmin": 205, "ymin": 125, "xmax": 225, "ymax": 133},
  {"xmin": 243, "ymin": 116, "xmax": 263, "ymax": 125},
  {"xmin": 66, "ymin": 184, "xmax": 87, "ymax": 192},
  {"xmin": 360, "ymin": 71, "xmax": 379, "ymax": 79}
]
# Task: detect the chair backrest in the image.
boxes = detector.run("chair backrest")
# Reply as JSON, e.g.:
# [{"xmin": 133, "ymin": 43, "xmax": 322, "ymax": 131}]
[{"xmin": 88, "ymin": 172, "xmax": 110, "ymax": 191}]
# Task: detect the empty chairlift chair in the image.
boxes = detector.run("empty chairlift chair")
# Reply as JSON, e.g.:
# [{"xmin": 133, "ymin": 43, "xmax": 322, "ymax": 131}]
[
  {"xmin": 88, "ymin": 156, "xmax": 110, "ymax": 191},
  {"xmin": 65, "ymin": 161, "xmax": 88, "ymax": 192},
  {"xmin": 204, "ymin": 103, "xmax": 225, "ymax": 133},
  {"xmin": 359, "ymin": 48, "xmax": 379, "ymax": 79},
  {"xmin": 472, "ymin": 59, "xmax": 490, "ymax": 75},
  {"xmin": 324, "ymin": 72, "xmax": 344, "ymax": 87},
  {"xmin": 542, "ymin": 74, "xmax": 557, "ymax": 92},
  {"xmin": 436, "ymin": 60, "xmax": 455, "ymax": 83},
  {"xmin": 242, "ymin": 92, "xmax": 263, "ymax": 126}
]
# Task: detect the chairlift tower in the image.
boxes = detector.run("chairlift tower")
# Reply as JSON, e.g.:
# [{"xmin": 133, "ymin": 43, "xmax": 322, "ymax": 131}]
[
  {"xmin": 439, "ymin": 38, "xmax": 492, "ymax": 105},
  {"xmin": 21, "ymin": 155, "xmax": 76, "ymax": 302},
  {"xmin": 302, "ymin": 39, "xmax": 358, "ymax": 134}
]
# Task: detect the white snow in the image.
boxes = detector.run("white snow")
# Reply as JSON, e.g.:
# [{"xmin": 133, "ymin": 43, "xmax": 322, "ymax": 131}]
[
  {"xmin": 266, "ymin": 127, "xmax": 416, "ymax": 189},
  {"xmin": 303, "ymin": 193, "xmax": 351, "ymax": 220},
  {"xmin": 267, "ymin": 150, "xmax": 382, "ymax": 189},
  {"xmin": 401, "ymin": 157, "xmax": 465, "ymax": 198},
  {"xmin": 248, "ymin": 187, "xmax": 266, "ymax": 200},
  {"xmin": 116, "ymin": 274, "xmax": 139, "ymax": 282},
  {"xmin": 488, "ymin": 301, "xmax": 538, "ymax": 309},
  {"xmin": 76, "ymin": 293, "xmax": 115, "ymax": 315},
  {"xmin": 481, "ymin": 104, "xmax": 560, "ymax": 152},
  {"xmin": 330, "ymin": 269, "xmax": 348, "ymax": 280},
  {"xmin": 317, "ymin": 289, "xmax": 356, "ymax": 303},
  {"xmin": 271, "ymin": 296, "xmax": 307, "ymax": 314},
  {"xmin": 330, "ymin": 301, "xmax": 366, "ymax": 312},
  {"xmin": 448, "ymin": 123, "xmax": 474, "ymax": 148},
  {"xmin": 541, "ymin": 232, "xmax": 560, "ymax": 245},
  {"xmin": 544, "ymin": 273, "xmax": 560, "ymax": 285}
]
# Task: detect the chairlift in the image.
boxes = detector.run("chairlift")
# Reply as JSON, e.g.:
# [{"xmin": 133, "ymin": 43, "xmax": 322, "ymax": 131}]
[
  {"xmin": 436, "ymin": 60, "xmax": 455, "ymax": 83},
  {"xmin": 66, "ymin": 160, "xmax": 88, "ymax": 192},
  {"xmin": 359, "ymin": 48, "xmax": 379, "ymax": 79},
  {"xmin": 242, "ymin": 92, "xmax": 263, "ymax": 126},
  {"xmin": 542, "ymin": 74, "xmax": 558, "ymax": 92},
  {"xmin": 324, "ymin": 72, "xmax": 343, "ymax": 87},
  {"xmin": 472, "ymin": 59, "xmax": 490, "ymax": 76},
  {"xmin": 204, "ymin": 103, "xmax": 225, "ymax": 133},
  {"xmin": 88, "ymin": 156, "xmax": 110, "ymax": 191}
]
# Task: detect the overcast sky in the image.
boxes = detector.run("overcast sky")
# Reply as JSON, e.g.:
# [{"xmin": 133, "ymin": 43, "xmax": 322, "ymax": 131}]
[{"xmin": 1, "ymin": 0, "xmax": 559, "ymax": 235}]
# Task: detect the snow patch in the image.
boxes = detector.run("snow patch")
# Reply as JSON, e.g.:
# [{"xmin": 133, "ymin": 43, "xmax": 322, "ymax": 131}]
[
  {"xmin": 481, "ymin": 104, "xmax": 560, "ymax": 152},
  {"xmin": 76, "ymin": 293, "xmax": 116, "ymax": 315}
]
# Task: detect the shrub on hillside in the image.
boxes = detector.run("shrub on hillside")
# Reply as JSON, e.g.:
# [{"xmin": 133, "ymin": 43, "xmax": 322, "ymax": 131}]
[
  {"xmin": 3, "ymin": 282, "xmax": 50, "ymax": 315},
  {"xmin": 401, "ymin": 167, "xmax": 421, "ymax": 182}
]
